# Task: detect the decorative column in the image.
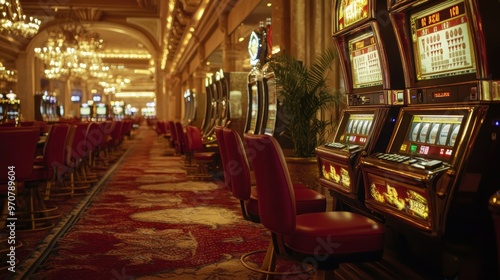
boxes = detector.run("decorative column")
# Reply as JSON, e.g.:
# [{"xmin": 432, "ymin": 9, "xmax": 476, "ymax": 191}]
[
  {"xmin": 15, "ymin": 51, "xmax": 35, "ymax": 121},
  {"xmin": 290, "ymin": 0, "xmax": 309, "ymax": 63},
  {"xmin": 271, "ymin": 0, "xmax": 291, "ymax": 55},
  {"xmin": 155, "ymin": 57, "xmax": 167, "ymax": 121}
]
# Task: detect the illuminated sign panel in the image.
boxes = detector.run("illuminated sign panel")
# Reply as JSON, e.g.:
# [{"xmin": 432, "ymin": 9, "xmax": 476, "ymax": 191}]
[
  {"xmin": 337, "ymin": 0, "xmax": 369, "ymax": 30},
  {"xmin": 410, "ymin": 1, "xmax": 476, "ymax": 80}
]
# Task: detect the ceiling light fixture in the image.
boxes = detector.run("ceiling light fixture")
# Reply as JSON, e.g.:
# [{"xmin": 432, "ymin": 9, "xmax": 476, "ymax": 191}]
[{"xmin": 0, "ymin": 0, "xmax": 41, "ymax": 38}]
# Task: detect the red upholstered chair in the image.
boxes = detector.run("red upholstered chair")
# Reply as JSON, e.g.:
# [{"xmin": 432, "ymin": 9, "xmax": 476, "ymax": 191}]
[
  {"xmin": 174, "ymin": 121, "xmax": 186, "ymax": 156},
  {"xmin": 214, "ymin": 126, "xmax": 231, "ymax": 191},
  {"xmin": 0, "ymin": 128, "xmax": 40, "ymax": 229},
  {"xmin": 65, "ymin": 122, "xmax": 94, "ymax": 196},
  {"xmin": 185, "ymin": 125, "xmax": 217, "ymax": 180},
  {"xmin": 33, "ymin": 123, "xmax": 72, "ymax": 202},
  {"xmin": 167, "ymin": 121, "xmax": 184, "ymax": 155},
  {"xmin": 222, "ymin": 127, "xmax": 327, "ymax": 275},
  {"xmin": 244, "ymin": 133, "xmax": 385, "ymax": 279},
  {"xmin": 122, "ymin": 119, "xmax": 133, "ymax": 140}
]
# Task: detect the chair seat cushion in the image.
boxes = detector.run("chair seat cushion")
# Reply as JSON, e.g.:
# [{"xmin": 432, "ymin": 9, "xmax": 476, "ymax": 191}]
[
  {"xmin": 294, "ymin": 187, "xmax": 327, "ymax": 214},
  {"xmin": 284, "ymin": 211, "xmax": 384, "ymax": 256},
  {"xmin": 194, "ymin": 152, "xmax": 216, "ymax": 161}
]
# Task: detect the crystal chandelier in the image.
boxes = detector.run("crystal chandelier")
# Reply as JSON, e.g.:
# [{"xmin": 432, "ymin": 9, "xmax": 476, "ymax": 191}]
[
  {"xmin": 34, "ymin": 9, "xmax": 106, "ymax": 79},
  {"xmin": 0, "ymin": 0, "xmax": 41, "ymax": 38}
]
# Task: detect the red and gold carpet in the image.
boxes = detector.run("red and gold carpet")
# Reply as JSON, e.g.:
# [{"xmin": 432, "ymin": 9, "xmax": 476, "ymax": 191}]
[{"xmin": 7, "ymin": 127, "xmax": 275, "ymax": 279}]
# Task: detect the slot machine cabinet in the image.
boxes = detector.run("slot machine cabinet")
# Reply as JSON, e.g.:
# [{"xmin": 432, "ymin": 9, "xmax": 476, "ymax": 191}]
[
  {"xmin": 182, "ymin": 89, "xmax": 196, "ymax": 125},
  {"xmin": 202, "ymin": 75, "xmax": 218, "ymax": 144},
  {"xmin": 358, "ymin": 1, "xmax": 500, "ymax": 278},
  {"xmin": 96, "ymin": 103, "xmax": 108, "ymax": 121},
  {"xmin": 200, "ymin": 76, "xmax": 214, "ymax": 137},
  {"xmin": 80, "ymin": 103, "xmax": 92, "ymax": 122},
  {"xmin": 111, "ymin": 101, "xmax": 125, "ymax": 120},
  {"xmin": 4, "ymin": 91, "xmax": 21, "ymax": 124},
  {"xmin": 245, "ymin": 24, "xmax": 267, "ymax": 134},
  {"xmin": 34, "ymin": 92, "xmax": 48, "ymax": 121},
  {"xmin": 214, "ymin": 70, "xmax": 227, "ymax": 127},
  {"xmin": 315, "ymin": 0, "xmax": 405, "ymax": 216},
  {"xmin": 260, "ymin": 64, "xmax": 293, "ymax": 149},
  {"xmin": 219, "ymin": 70, "xmax": 248, "ymax": 137},
  {"xmin": 245, "ymin": 69, "xmax": 264, "ymax": 134}
]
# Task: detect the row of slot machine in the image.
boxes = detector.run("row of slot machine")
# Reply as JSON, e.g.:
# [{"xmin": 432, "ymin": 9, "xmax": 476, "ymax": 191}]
[
  {"xmin": 80, "ymin": 100, "xmax": 129, "ymax": 122},
  {"xmin": 244, "ymin": 18, "xmax": 292, "ymax": 148},
  {"xmin": 315, "ymin": 0, "xmax": 500, "ymax": 278},
  {"xmin": 201, "ymin": 69, "xmax": 248, "ymax": 143},
  {"xmin": 0, "ymin": 91, "xmax": 21, "ymax": 124},
  {"xmin": 200, "ymin": 18, "xmax": 291, "ymax": 148},
  {"xmin": 34, "ymin": 91, "xmax": 64, "ymax": 122}
]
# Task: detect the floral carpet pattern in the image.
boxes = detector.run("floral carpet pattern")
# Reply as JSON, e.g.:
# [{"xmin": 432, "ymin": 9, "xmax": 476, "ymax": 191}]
[{"xmin": 17, "ymin": 128, "xmax": 273, "ymax": 280}]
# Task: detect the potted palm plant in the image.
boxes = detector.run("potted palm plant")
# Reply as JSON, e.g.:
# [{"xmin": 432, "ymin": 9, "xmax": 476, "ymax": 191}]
[
  {"xmin": 267, "ymin": 48, "xmax": 344, "ymax": 202},
  {"xmin": 268, "ymin": 47, "xmax": 343, "ymax": 158}
]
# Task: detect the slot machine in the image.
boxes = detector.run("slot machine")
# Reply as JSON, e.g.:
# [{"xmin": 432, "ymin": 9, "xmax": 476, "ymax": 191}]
[
  {"xmin": 182, "ymin": 89, "xmax": 196, "ymax": 126},
  {"xmin": 217, "ymin": 70, "xmax": 248, "ymax": 136},
  {"xmin": 34, "ymin": 92, "xmax": 48, "ymax": 121},
  {"xmin": 358, "ymin": 0, "xmax": 500, "ymax": 278},
  {"xmin": 259, "ymin": 18, "xmax": 293, "ymax": 149},
  {"xmin": 201, "ymin": 76, "xmax": 214, "ymax": 138},
  {"xmin": 214, "ymin": 70, "xmax": 227, "ymax": 127},
  {"xmin": 80, "ymin": 103, "xmax": 92, "ymax": 122},
  {"xmin": 245, "ymin": 22, "xmax": 267, "ymax": 134},
  {"xmin": 4, "ymin": 91, "xmax": 21, "ymax": 124},
  {"xmin": 202, "ymin": 75, "xmax": 218, "ymax": 144},
  {"xmin": 111, "ymin": 101, "xmax": 125, "ymax": 120},
  {"xmin": 315, "ymin": 0, "xmax": 405, "ymax": 217},
  {"xmin": 96, "ymin": 103, "xmax": 108, "ymax": 121}
]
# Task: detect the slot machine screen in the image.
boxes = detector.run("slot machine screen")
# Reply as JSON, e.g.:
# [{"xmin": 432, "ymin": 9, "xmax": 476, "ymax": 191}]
[
  {"xmin": 248, "ymin": 81, "xmax": 260, "ymax": 133},
  {"xmin": 264, "ymin": 76, "xmax": 277, "ymax": 135},
  {"xmin": 80, "ymin": 106, "xmax": 91, "ymax": 116},
  {"xmin": 335, "ymin": 111, "xmax": 375, "ymax": 147},
  {"xmin": 348, "ymin": 30, "xmax": 383, "ymax": 89},
  {"xmin": 96, "ymin": 105, "xmax": 107, "ymax": 115},
  {"xmin": 410, "ymin": 0, "xmax": 476, "ymax": 81},
  {"xmin": 390, "ymin": 109, "xmax": 467, "ymax": 162}
]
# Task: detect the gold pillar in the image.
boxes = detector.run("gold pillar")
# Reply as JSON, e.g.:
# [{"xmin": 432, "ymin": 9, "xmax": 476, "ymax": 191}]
[
  {"xmin": 272, "ymin": 0, "xmax": 291, "ymax": 54},
  {"xmin": 155, "ymin": 57, "xmax": 166, "ymax": 121},
  {"xmin": 15, "ymin": 51, "xmax": 35, "ymax": 121}
]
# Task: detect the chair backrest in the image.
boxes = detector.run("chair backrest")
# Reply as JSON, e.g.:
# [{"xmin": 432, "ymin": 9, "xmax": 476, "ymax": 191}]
[
  {"xmin": 185, "ymin": 125, "xmax": 204, "ymax": 151},
  {"xmin": 0, "ymin": 128, "xmax": 40, "ymax": 181},
  {"xmin": 85, "ymin": 122, "xmax": 102, "ymax": 155},
  {"xmin": 168, "ymin": 121, "xmax": 177, "ymax": 142},
  {"xmin": 122, "ymin": 119, "xmax": 133, "ymax": 137},
  {"xmin": 71, "ymin": 122, "xmax": 90, "ymax": 161},
  {"xmin": 214, "ymin": 126, "xmax": 231, "ymax": 190},
  {"xmin": 244, "ymin": 133, "xmax": 296, "ymax": 235},
  {"xmin": 174, "ymin": 122, "xmax": 186, "ymax": 154},
  {"xmin": 43, "ymin": 123, "xmax": 71, "ymax": 167},
  {"xmin": 223, "ymin": 128, "xmax": 252, "ymax": 201}
]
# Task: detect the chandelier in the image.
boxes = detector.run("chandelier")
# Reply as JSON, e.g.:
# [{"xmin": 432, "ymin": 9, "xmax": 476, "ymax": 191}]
[
  {"xmin": 34, "ymin": 9, "xmax": 106, "ymax": 80},
  {"xmin": 0, "ymin": 0, "xmax": 41, "ymax": 38},
  {"xmin": 0, "ymin": 61, "xmax": 17, "ymax": 82}
]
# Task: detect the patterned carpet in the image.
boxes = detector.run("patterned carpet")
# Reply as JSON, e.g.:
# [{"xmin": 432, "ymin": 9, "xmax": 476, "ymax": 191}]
[{"xmin": 6, "ymin": 126, "xmax": 277, "ymax": 280}]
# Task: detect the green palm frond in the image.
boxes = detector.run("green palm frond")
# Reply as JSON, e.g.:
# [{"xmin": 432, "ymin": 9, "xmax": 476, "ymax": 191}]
[{"xmin": 268, "ymin": 48, "xmax": 344, "ymax": 157}]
